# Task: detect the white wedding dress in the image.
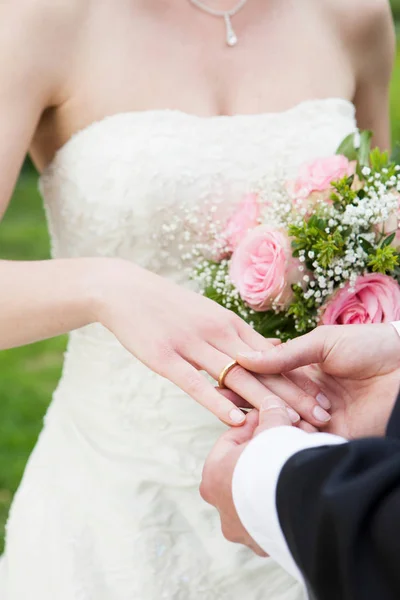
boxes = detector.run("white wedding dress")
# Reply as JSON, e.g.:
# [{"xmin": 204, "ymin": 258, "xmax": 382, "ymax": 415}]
[{"xmin": 0, "ymin": 98, "xmax": 356, "ymax": 599}]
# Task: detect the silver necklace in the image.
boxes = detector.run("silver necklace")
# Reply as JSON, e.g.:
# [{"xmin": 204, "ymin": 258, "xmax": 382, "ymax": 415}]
[{"xmin": 188, "ymin": 0, "xmax": 247, "ymax": 47}]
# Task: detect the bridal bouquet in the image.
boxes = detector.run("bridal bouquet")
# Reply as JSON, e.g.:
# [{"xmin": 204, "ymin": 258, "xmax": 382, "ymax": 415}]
[{"xmin": 193, "ymin": 131, "xmax": 400, "ymax": 340}]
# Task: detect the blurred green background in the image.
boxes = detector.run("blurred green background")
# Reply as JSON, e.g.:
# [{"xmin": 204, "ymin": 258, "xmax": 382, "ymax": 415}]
[
  {"xmin": 0, "ymin": 11, "xmax": 399, "ymax": 554},
  {"xmin": 393, "ymin": 0, "xmax": 400, "ymax": 20}
]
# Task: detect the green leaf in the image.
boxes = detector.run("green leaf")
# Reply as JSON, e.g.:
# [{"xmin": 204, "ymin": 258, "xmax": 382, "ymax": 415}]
[
  {"xmin": 330, "ymin": 177, "xmax": 357, "ymax": 211},
  {"xmin": 314, "ymin": 236, "xmax": 343, "ymax": 268},
  {"xmin": 252, "ymin": 311, "xmax": 294, "ymax": 338},
  {"xmin": 315, "ymin": 218, "xmax": 327, "ymax": 231},
  {"xmin": 336, "ymin": 133, "xmax": 359, "ymax": 161},
  {"xmin": 358, "ymin": 130, "xmax": 373, "ymax": 167},
  {"xmin": 370, "ymin": 147, "xmax": 390, "ymax": 171},
  {"xmin": 392, "ymin": 143, "xmax": 400, "ymax": 165},
  {"xmin": 336, "ymin": 130, "xmax": 372, "ymax": 167},
  {"xmin": 382, "ymin": 232, "xmax": 396, "ymax": 248},
  {"xmin": 307, "ymin": 215, "xmax": 318, "ymax": 227},
  {"xmin": 368, "ymin": 246, "xmax": 399, "ymax": 273},
  {"xmin": 358, "ymin": 236, "xmax": 374, "ymax": 253}
]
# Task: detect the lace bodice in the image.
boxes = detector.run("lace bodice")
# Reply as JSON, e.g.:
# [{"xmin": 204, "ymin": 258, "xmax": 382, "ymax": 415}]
[{"xmin": 40, "ymin": 99, "xmax": 357, "ymax": 285}]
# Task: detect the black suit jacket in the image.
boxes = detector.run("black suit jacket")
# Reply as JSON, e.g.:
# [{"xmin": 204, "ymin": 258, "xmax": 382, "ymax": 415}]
[{"xmin": 276, "ymin": 391, "xmax": 400, "ymax": 600}]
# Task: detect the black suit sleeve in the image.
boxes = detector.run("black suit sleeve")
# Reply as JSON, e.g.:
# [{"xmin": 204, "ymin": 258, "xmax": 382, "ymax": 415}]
[{"xmin": 276, "ymin": 394, "xmax": 400, "ymax": 600}]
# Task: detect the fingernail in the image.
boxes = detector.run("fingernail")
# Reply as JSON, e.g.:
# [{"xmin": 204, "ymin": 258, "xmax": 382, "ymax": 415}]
[
  {"xmin": 313, "ymin": 405, "xmax": 331, "ymax": 423},
  {"xmin": 230, "ymin": 409, "xmax": 246, "ymax": 424},
  {"xmin": 316, "ymin": 393, "xmax": 331, "ymax": 410},
  {"xmin": 287, "ymin": 408, "xmax": 301, "ymax": 424},
  {"xmin": 237, "ymin": 351, "xmax": 263, "ymax": 360}
]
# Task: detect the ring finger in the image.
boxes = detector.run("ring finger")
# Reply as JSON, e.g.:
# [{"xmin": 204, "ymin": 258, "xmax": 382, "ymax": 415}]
[
  {"xmin": 196, "ymin": 345, "xmax": 284, "ymax": 413},
  {"xmin": 213, "ymin": 335, "xmax": 331, "ymax": 428}
]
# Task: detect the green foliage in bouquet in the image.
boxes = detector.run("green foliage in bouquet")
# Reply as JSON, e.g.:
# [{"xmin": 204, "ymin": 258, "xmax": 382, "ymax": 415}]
[{"xmin": 289, "ymin": 214, "xmax": 347, "ymax": 269}]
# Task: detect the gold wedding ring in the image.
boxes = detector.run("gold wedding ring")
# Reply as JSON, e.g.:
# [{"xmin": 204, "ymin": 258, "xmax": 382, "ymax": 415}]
[{"xmin": 218, "ymin": 359, "xmax": 239, "ymax": 389}]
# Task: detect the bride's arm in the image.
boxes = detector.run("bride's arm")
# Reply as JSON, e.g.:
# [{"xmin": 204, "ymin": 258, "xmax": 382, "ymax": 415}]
[
  {"xmin": 0, "ymin": 3, "xmax": 100, "ymax": 345},
  {"xmin": 0, "ymin": 1, "xmax": 332, "ymax": 428},
  {"xmin": 0, "ymin": 258, "xmax": 99, "ymax": 350},
  {"xmin": 349, "ymin": 0, "xmax": 395, "ymax": 151},
  {"xmin": 0, "ymin": 2, "xmax": 98, "ymax": 345}
]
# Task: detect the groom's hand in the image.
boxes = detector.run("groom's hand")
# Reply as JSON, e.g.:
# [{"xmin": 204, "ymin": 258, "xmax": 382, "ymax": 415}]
[
  {"xmin": 237, "ymin": 323, "xmax": 400, "ymax": 438},
  {"xmin": 237, "ymin": 323, "xmax": 400, "ymax": 380},
  {"xmin": 200, "ymin": 396, "xmax": 291, "ymax": 556}
]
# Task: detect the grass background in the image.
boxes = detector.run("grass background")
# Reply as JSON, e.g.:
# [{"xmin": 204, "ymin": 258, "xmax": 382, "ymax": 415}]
[{"xmin": 0, "ymin": 23, "xmax": 399, "ymax": 554}]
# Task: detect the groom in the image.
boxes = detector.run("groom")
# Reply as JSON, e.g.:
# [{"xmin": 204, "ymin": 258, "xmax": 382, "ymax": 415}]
[{"xmin": 200, "ymin": 323, "xmax": 400, "ymax": 600}]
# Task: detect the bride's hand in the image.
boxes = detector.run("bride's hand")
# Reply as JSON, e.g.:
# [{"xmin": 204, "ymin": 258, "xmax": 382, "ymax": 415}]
[{"xmin": 92, "ymin": 259, "xmax": 331, "ymax": 427}]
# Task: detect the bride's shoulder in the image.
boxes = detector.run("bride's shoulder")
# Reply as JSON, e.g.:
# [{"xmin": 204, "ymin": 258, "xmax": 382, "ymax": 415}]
[
  {"xmin": 0, "ymin": 0, "xmax": 92, "ymax": 105},
  {"xmin": 0, "ymin": 0, "xmax": 92, "ymax": 74},
  {"xmin": 325, "ymin": 0, "xmax": 395, "ymax": 74},
  {"xmin": 325, "ymin": 0, "xmax": 392, "ymax": 20},
  {"xmin": 326, "ymin": 0, "xmax": 394, "ymax": 46},
  {"xmin": 0, "ymin": 0, "xmax": 90, "ymax": 39}
]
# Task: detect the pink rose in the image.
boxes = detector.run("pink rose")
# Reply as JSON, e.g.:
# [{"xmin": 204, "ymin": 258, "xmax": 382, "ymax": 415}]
[
  {"xmin": 229, "ymin": 225, "xmax": 301, "ymax": 311},
  {"xmin": 288, "ymin": 155, "xmax": 356, "ymax": 201},
  {"xmin": 321, "ymin": 273, "xmax": 400, "ymax": 325},
  {"xmin": 220, "ymin": 193, "xmax": 260, "ymax": 252}
]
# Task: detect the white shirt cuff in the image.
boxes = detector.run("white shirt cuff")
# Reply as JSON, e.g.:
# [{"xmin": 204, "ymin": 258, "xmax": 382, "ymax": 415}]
[
  {"xmin": 391, "ymin": 321, "xmax": 400, "ymax": 337},
  {"xmin": 232, "ymin": 426, "xmax": 347, "ymax": 583}
]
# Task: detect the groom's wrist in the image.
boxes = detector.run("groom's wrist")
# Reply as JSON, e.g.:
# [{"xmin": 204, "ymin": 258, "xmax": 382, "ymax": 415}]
[
  {"xmin": 391, "ymin": 321, "xmax": 400, "ymax": 339},
  {"xmin": 232, "ymin": 427, "xmax": 347, "ymax": 582},
  {"xmin": 390, "ymin": 322, "xmax": 400, "ymax": 362}
]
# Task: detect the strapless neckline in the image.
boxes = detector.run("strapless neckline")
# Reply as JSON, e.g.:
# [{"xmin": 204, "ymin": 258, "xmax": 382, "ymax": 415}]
[
  {"xmin": 39, "ymin": 93, "xmax": 357, "ymax": 285},
  {"xmin": 41, "ymin": 97, "xmax": 355, "ymax": 176}
]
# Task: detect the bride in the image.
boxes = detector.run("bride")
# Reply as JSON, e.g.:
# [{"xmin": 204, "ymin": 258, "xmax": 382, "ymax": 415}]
[{"xmin": 0, "ymin": 0, "xmax": 394, "ymax": 598}]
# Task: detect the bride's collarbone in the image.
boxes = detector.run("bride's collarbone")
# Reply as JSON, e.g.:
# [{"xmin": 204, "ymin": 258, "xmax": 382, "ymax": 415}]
[{"xmin": 31, "ymin": 1, "xmax": 356, "ymax": 167}]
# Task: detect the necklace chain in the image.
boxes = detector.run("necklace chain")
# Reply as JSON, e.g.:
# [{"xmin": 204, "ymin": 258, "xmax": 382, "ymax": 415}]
[
  {"xmin": 188, "ymin": 0, "xmax": 248, "ymax": 47},
  {"xmin": 189, "ymin": 0, "xmax": 247, "ymax": 18}
]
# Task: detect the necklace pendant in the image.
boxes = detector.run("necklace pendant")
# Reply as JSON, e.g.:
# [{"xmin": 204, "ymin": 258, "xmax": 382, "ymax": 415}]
[{"xmin": 224, "ymin": 14, "xmax": 238, "ymax": 47}]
